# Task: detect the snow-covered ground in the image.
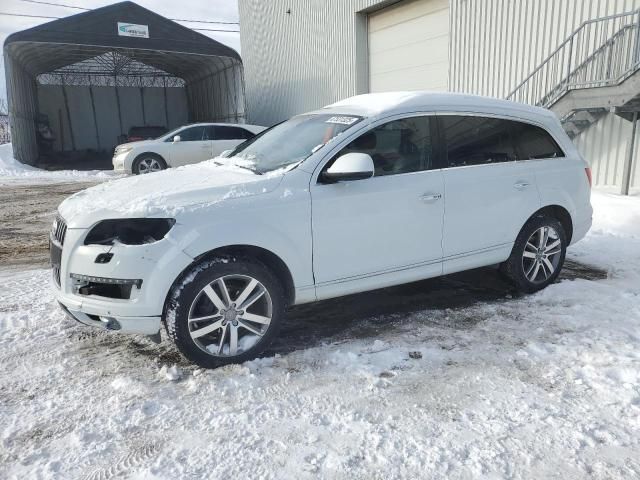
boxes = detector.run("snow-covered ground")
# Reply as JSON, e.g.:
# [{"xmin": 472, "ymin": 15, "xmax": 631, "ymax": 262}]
[
  {"xmin": 1, "ymin": 191, "xmax": 639, "ymax": 479},
  {"xmin": 0, "ymin": 143, "xmax": 122, "ymax": 184}
]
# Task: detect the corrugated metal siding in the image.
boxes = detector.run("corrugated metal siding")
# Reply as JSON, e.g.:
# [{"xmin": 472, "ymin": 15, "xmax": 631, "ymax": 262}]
[
  {"xmin": 238, "ymin": 0, "xmax": 394, "ymax": 126},
  {"xmin": 574, "ymin": 112, "xmax": 640, "ymax": 190},
  {"xmin": 240, "ymin": 0, "xmax": 640, "ymax": 116},
  {"xmin": 450, "ymin": 0, "xmax": 640, "ymax": 191},
  {"xmin": 450, "ymin": 0, "xmax": 640, "ymax": 98}
]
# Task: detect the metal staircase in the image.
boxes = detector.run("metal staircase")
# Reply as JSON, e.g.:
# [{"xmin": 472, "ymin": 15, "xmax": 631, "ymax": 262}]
[{"xmin": 507, "ymin": 9, "xmax": 640, "ymax": 139}]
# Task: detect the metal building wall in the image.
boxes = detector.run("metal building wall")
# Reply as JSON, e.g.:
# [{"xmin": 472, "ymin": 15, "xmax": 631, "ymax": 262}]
[
  {"xmin": 449, "ymin": 0, "xmax": 640, "ymax": 98},
  {"xmin": 240, "ymin": 0, "xmax": 640, "ymax": 190},
  {"xmin": 574, "ymin": 113, "xmax": 640, "ymax": 191},
  {"xmin": 238, "ymin": 0, "xmax": 396, "ymax": 126},
  {"xmin": 449, "ymin": 0, "xmax": 640, "ymax": 192},
  {"xmin": 239, "ymin": 0, "xmax": 639, "ymax": 116}
]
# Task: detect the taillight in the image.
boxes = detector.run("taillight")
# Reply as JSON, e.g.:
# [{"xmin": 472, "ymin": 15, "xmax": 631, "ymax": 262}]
[{"xmin": 585, "ymin": 167, "xmax": 592, "ymax": 187}]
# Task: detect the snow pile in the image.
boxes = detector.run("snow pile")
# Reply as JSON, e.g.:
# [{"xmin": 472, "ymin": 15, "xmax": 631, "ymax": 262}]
[
  {"xmin": 0, "ymin": 143, "xmax": 39, "ymax": 172},
  {"xmin": 0, "ymin": 143, "xmax": 122, "ymax": 183},
  {"xmin": 0, "ymin": 191, "xmax": 639, "ymax": 478},
  {"xmin": 570, "ymin": 191, "xmax": 640, "ymax": 277}
]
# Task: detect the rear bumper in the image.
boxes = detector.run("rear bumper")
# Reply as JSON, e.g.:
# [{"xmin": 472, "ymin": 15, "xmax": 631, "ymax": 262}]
[
  {"xmin": 571, "ymin": 215, "xmax": 592, "ymax": 245},
  {"xmin": 58, "ymin": 300, "xmax": 161, "ymax": 335}
]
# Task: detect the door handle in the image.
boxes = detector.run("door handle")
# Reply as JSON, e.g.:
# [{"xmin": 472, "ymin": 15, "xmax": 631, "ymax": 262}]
[
  {"xmin": 514, "ymin": 181, "xmax": 531, "ymax": 190},
  {"xmin": 419, "ymin": 193, "xmax": 442, "ymax": 203}
]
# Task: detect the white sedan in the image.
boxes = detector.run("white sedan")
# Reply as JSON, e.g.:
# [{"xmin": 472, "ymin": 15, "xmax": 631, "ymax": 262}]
[{"xmin": 112, "ymin": 123, "xmax": 266, "ymax": 174}]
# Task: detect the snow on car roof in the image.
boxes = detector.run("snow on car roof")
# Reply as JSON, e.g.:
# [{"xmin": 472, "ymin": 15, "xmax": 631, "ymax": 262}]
[{"xmin": 321, "ymin": 91, "xmax": 557, "ymax": 121}]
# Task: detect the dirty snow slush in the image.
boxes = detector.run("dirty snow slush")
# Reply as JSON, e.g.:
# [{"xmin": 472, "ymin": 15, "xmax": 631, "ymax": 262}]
[{"xmin": 1, "ymin": 191, "xmax": 639, "ymax": 479}]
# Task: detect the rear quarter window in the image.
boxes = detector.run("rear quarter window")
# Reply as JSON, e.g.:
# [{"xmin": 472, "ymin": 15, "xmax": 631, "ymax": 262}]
[{"xmin": 511, "ymin": 122, "xmax": 565, "ymax": 159}]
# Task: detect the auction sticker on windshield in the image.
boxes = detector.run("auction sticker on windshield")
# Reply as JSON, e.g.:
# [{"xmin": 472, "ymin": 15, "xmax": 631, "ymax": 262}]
[{"xmin": 325, "ymin": 116, "xmax": 360, "ymax": 125}]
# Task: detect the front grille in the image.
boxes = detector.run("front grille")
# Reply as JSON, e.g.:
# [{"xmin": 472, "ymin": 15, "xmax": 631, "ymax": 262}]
[
  {"xmin": 52, "ymin": 265, "xmax": 61, "ymax": 286},
  {"xmin": 50, "ymin": 215, "xmax": 66, "ymax": 288},
  {"xmin": 51, "ymin": 215, "xmax": 67, "ymax": 246}
]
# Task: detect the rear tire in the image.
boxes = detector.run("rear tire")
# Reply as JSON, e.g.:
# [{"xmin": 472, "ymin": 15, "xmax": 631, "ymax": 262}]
[
  {"xmin": 132, "ymin": 154, "xmax": 166, "ymax": 174},
  {"xmin": 164, "ymin": 256, "xmax": 285, "ymax": 368},
  {"xmin": 502, "ymin": 215, "xmax": 567, "ymax": 293}
]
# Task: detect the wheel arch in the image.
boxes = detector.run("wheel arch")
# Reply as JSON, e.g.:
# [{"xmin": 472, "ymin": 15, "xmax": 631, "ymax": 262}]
[
  {"xmin": 165, "ymin": 244, "xmax": 296, "ymax": 311},
  {"xmin": 528, "ymin": 205, "xmax": 573, "ymax": 243}
]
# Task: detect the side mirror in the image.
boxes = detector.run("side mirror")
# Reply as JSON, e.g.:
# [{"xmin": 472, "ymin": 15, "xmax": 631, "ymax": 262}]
[
  {"xmin": 172, "ymin": 135, "xmax": 181, "ymax": 143},
  {"xmin": 321, "ymin": 152, "xmax": 374, "ymax": 183}
]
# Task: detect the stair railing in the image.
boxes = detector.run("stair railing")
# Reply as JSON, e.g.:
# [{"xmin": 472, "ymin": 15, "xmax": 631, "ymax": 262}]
[{"xmin": 507, "ymin": 9, "xmax": 640, "ymax": 108}]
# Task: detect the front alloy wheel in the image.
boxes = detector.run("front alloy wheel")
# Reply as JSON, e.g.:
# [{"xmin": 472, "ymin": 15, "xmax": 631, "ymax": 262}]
[
  {"xmin": 136, "ymin": 157, "xmax": 163, "ymax": 174},
  {"xmin": 165, "ymin": 257, "xmax": 285, "ymax": 368},
  {"xmin": 188, "ymin": 275, "xmax": 273, "ymax": 357}
]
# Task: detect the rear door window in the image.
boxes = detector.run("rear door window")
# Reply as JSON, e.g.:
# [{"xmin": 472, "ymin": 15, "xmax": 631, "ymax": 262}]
[{"xmin": 440, "ymin": 116, "xmax": 517, "ymax": 167}]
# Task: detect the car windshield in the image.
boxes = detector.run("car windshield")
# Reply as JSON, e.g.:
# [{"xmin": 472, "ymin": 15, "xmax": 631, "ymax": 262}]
[{"xmin": 223, "ymin": 114, "xmax": 363, "ymax": 174}]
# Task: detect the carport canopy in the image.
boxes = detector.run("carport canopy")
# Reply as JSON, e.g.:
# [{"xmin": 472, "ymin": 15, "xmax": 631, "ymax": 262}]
[{"xmin": 4, "ymin": 1, "xmax": 245, "ymax": 165}]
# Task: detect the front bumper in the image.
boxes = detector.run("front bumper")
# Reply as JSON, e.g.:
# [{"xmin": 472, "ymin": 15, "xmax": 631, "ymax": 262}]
[
  {"xmin": 52, "ymin": 223, "xmax": 194, "ymax": 335},
  {"xmin": 112, "ymin": 152, "xmax": 133, "ymax": 173},
  {"xmin": 58, "ymin": 301, "xmax": 161, "ymax": 335}
]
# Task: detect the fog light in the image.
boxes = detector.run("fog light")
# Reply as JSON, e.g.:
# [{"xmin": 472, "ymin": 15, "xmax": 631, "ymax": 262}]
[
  {"xmin": 70, "ymin": 273, "xmax": 142, "ymax": 289},
  {"xmin": 100, "ymin": 317, "xmax": 121, "ymax": 330}
]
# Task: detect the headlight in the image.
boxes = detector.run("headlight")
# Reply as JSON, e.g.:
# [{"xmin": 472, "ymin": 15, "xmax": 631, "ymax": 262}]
[
  {"xmin": 84, "ymin": 219, "xmax": 175, "ymax": 246},
  {"xmin": 114, "ymin": 146, "xmax": 133, "ymax": 155}
]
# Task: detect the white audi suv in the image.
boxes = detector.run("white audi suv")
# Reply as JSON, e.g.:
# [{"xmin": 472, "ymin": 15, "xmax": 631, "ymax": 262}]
[
  {"xmin": 112, "ymin": 122, "xmax": 266, "ymax": 174},
  {"xmin": 52, "ymin": 92, "xmax": 593, "ymax": 367}
]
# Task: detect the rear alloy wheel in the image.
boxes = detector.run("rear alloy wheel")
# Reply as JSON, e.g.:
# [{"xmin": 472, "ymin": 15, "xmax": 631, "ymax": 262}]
[
  {"xmin": 522, "ymin": 226, "xmax": 563, "ymax": 284},
  {"xmin": 165, "ymin": 257, "xmax": 285, "ymax": 368},
  {"xmin": 503, "ymin": 215, "xmax": 567, "ymax": 293},
  {"xmin": 133, "ymin": 155, "xmax": 166, "ymax": 174}
]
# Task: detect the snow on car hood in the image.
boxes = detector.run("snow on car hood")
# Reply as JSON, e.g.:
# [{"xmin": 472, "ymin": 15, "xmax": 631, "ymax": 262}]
[{"xmin": 58, "ymin": 160, "xmax": 284, "ymax": 228}]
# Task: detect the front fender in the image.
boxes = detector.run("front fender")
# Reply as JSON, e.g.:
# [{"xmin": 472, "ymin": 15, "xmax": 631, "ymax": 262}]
[{"xmin": 177, "ymin": 189, "xmax": 314, "ymax": 294}]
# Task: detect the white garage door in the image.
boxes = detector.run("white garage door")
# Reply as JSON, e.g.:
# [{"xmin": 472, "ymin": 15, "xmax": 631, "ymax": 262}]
[{"xmin": 368, "ymin": 0, "xmax": 450, "ymax": 93}]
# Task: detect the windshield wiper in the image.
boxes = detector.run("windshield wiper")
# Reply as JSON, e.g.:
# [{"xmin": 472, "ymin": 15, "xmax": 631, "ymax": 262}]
[
  {"xmin": 236, "ymin": 164, "xmax": 262, "ymax": 175},
  {"xmin": 214, "ymin": 160, "xmax": 262, "ymax": 175}
]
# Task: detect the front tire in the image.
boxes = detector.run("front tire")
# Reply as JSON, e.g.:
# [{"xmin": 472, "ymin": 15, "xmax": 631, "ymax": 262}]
[
  {"xmin": 502, "ymin": 215, "xmax": 567, "ymax": 293},
  {"xmin": 165, "ymin": 256, "xmax": 285, "ymax": 368},
  {"xmin": 132, "ymin": 154, "xmax": 166, "ymax": 174}
]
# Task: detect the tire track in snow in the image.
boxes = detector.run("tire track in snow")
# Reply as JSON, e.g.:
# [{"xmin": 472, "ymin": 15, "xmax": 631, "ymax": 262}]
[{"xmin": 82, "ymin": 441, "xmax": 161, "ymax": 480}]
